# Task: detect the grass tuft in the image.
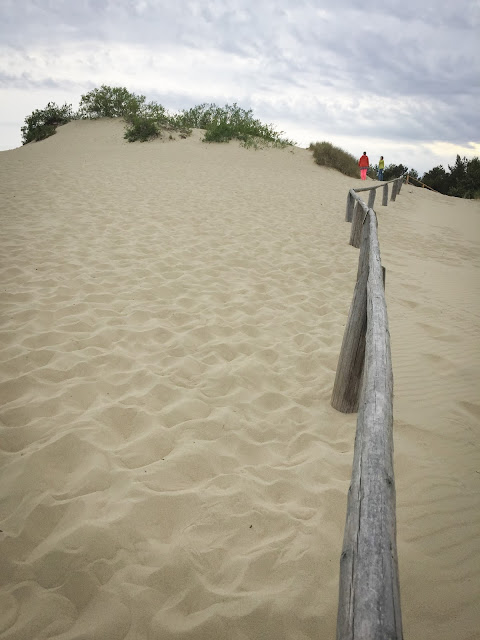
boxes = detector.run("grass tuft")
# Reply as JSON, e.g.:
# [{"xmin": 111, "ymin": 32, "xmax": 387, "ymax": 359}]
[{"xmin": 309, "ymin": 141, "xmax": 359, "ymax": 178}]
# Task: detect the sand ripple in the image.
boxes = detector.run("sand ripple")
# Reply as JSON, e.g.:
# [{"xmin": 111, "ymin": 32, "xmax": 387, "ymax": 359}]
[
  {"xmin": 0, "ymin": 122, "xmax": 357, "ymax": 640},
  {"xmin": 1, "ymin": 121, "xmax": 479, "ymax": 639}
]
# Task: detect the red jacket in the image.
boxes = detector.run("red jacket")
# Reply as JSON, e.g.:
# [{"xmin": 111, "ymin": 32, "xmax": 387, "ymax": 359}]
[{"xmin": 358, "ymin": 154, "xmax": 369, "ymax": 167}]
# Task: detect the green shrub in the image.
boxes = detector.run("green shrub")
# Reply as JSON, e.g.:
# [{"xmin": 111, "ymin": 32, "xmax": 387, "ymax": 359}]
[
  {"xmin": 21, "ymin": 102, "xmax": 74, "ymax": 144},
  {"xmin": 124, "ymin": 115, "xmax": 160, "ymax": 142},
  {"xmin": 23, "ymin": 123, "xmax": 57, "ymax": 143},
  {"xmin": 77, "ymin": 86, "xmax": 192, "ymax": 142},
  {"xmin": 79, "ymin": 85, "xmax": 145, "ymax": 119},
  {"xmin": 175, "ymin": 103, "xmax": 219, "ymax": 129},
  {"xmin": 141, "ymin": 101, "xmax": 168, "ymax": 124},
  {"xmin": 177, "ymin": 102, "xmax": 293, "ymax": 147},
  {"xmin": 123, "ymin": 102, "xmax": 192, "ymax": 142},
  {"xmin": 309, "ymin": 141, "xmax": 359, "ymax": 178},
  {"xmin": 203, "ymin": 119, "xmax": 240, "ymax": 143}
]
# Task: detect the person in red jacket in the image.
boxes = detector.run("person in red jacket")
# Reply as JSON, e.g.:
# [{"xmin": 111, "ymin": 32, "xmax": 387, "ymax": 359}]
[{"xmin": 358, "ymin": 151, "xmax": 369, "ymax": 180}]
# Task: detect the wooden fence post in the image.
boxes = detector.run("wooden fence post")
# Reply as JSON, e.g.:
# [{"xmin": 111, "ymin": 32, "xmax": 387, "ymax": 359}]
[
  {"xmin": 331, "ymin": 216, "xmax": 370, "ymax": 413},
  {"xmin": 349, "ymin": 200, "xmax": 366, "ymax": 248},
  {"xmin": 390, "ymin": 180, "xmax": 398, "ymax": 201},
  {"xmin": 345, "ymin": 190, "xmax": 355, "ymax": 222},
  {"xmin": 397, "ymin": 178, "xmax": 403, "ymax": 194},
  {"xmin": 382, "ymin": 183, "xmax": 388, "ymax": 206},
  {"xmin": 367, "ymin": 189, "xmax": 376, "ymax": 210}
]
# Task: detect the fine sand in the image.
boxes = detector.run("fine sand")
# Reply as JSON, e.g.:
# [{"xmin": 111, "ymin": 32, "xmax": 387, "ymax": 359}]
[{"xmin": 0, "ymin": 119, "xmax": 479, "ymax": 639}]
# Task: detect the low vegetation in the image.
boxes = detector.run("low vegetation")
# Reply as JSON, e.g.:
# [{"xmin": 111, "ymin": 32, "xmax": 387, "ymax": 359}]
[
  {"xmin": 78, "ymin": 86, "xmax": 145, "ymax": 120},
  {"xmin": 21, "ymin": 102, "xmax": 76, "ymax": 144},
  {"xmin": 123, "ymin": 115, "xmax": 162, "ymax": 142},
  {"xmin": 309, "ymin": 141, "xmax": 359, "ymax": 178},
  {"xmin": 176, "ymin": 103, "xmax": 293, "ymax": 147},
  {"xmin": 20, "ymin": 86, "xmax": 292, "ymax": 149}
]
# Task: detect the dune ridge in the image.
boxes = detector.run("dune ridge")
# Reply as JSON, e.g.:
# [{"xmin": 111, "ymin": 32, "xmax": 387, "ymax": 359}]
[{"xmin": 0, "ymin": 119, "xmax": 479, "ymax": 639}]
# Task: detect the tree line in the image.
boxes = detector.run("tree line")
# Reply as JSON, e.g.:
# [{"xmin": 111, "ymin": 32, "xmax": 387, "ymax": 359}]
[{"xmin": 367, "ymin": 156, "xmax": 480, "ymax": 199}]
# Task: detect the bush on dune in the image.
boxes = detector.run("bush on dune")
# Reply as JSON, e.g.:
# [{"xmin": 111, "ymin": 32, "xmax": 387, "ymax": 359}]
[
  {"xmin": 21, "ymin": 86, "xmax": 190, "ymax": 144},
  {"xmin": 174, "ymin": 103, "xmax": 220, "ymax": 130},
  {"xmin": 123, "ymin": 115, "xmax": 161, "ymax": 142},
  {"xmin": 309, "ymin": 141, "xmax": 359, "ymax": 178},
  {"xmin": 21, "ymin": 102, "xmax": 75, "ymax": 144},
  {"xmin": 78, "ymin": 86, "xmax": 170, "ymax": 142},
  {"xmin": 201, "ymin": 104, "xmax": 294, "ymax": 147},
  {"xmin": 20, "ymin": 86, "xmax": 292, "ymax": 149},
  {"xmin": 78, "ymin": 85, "xmax": 145, "ymax": 120},
  {"xmin": 124, "ymin": 102, "xmax": 191, "ymax": 142},
  {"xmin": 174, "ymin": 102, "xmax": 294, "ymax": 147}
]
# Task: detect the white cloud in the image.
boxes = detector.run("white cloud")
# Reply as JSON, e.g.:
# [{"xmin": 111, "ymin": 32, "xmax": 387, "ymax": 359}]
[{"xmin": 423, "ymin": 141, "xmax": 480, "ymax": 165}]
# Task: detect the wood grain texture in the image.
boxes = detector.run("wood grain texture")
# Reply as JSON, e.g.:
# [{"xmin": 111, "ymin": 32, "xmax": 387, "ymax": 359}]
[
  {"xmin": 390, "ymin": 180, "xmax": 398, "ymax": 201},
  {"xmin": 331, "ymin": 216, "xmax": 369, "ymax": 412},
  {"xmin": 346, "ymin": 190, "xmax": 355, "ymax": 222},
  {"xmin": 367, "ymin": 189, "xmax": 376, "ymax": 210},
  {"xmin": 349, "ymin": 197, "xmax": 368, "ymax": 249},
  {"xmin": 382, "ymin": 183, "xmax": 388, "ymax": 206},
  {"xmin": 336, "ymin": 211, "xmax": 403, "ymax": 640}
]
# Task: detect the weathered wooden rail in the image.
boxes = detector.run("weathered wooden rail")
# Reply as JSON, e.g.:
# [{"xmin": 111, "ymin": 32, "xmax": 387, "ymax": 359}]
[
  {"xmin": 345, "ymin": 177, "xmax": 403, "ymax": 226},
  {"xmin": 332, "ymin": 178, "xmax": 404, "ymax": 639}
]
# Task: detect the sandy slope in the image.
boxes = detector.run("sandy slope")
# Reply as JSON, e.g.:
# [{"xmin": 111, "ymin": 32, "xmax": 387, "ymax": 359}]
[
  {"xmin": 380, "ymin": 184, "xmax": 480, "ymax": 640},
  {"xmin": 0, "ymin": 119, "xmax": 479, "ymax": 639}
]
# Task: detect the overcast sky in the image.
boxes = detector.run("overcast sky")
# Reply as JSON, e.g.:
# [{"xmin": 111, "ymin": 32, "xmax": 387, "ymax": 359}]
[{"xmin": 1, "ymin": 0, "xmax": 479, "ymax": 174}]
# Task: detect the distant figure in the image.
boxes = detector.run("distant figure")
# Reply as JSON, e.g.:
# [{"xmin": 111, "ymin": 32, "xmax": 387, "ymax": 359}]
[
  {"xmin": 378, "ymin": 156, "xmax": 385, "ymax": 180},
  {"xmin": 358, "ymin": 151, "xmax": 369, "ymax": 180}
]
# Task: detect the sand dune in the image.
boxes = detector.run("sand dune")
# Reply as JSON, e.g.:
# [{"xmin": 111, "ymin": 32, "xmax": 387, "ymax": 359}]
[{"xmin": 1, "ymin": 119, "xmax": 479, "ymax": 639}]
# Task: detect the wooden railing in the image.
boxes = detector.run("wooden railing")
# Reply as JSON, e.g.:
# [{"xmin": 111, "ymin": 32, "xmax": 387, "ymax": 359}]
[{"xmin": 331, "ymin": 178, "xmax": 404, "ymax": 639}]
